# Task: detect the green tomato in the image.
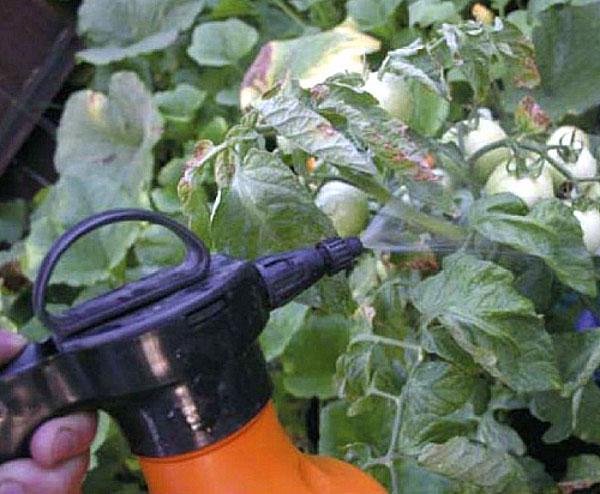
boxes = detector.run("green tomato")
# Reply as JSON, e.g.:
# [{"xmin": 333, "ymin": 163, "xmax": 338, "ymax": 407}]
[
  {"xmin": 443, "ymin": 118, "xmax": 511, "ymax": 183},
  {"xmin": 315, "ymin": 181, "xmax": 369, "ymax": 237},
  {"xmin": 363, "ymin": 71, "xmax": 413, "ymax": 122},
  {"xmin": 547, "ymin": 126, "xmax": 595, "ymax": 185},
  {"xmin": 484, "ymin": 161, "xmax": 554, "ymax": 208},
  {"xmin": 573, "ymin": 207, "xmax": 600, "ymax": 254}
]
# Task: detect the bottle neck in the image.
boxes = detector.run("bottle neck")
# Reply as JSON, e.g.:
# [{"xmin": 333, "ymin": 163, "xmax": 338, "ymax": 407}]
[
  {"xmin": 110, "ymin": 343, "xmax": 272, "ymax": 457},
  {"xmin": 138, "ymin": 402, "xmax": 302, "ymax": 494},
  {"xmin": 138, "ymin": 402, "xmax": 387, "ymax": 494}
]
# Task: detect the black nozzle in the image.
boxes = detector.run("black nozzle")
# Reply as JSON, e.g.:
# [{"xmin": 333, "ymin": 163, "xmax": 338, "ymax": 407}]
[{"xmin": 253, "ymin": 237, "xmax": 363, "ymax": 309}]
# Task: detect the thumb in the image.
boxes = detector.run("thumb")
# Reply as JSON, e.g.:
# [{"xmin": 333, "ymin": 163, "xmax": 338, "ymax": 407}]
[{"xmin": 0, "ymin": 330, "xmax": 26, "ymax": 365}]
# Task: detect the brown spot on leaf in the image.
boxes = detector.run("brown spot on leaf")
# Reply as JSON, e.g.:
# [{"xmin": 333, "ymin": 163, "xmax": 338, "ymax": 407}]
[
  {"xmin": 514, "ymin": 56, "xmax": 541, "ymax": 89},
  {"xmin": 101, "ymin": 153, "xmax": 117, "ymax": 165},
  {"xmin": 180, "ymin": 140, "xmax": 214, "ymax": 187},
  {"xmin": 310, "ymin": 84, "xmax": 330, "ymax": 103},
  {"xmin": 317, "ymin": 123, "xmax": 336, "ymax": 137},
  {"xmin": 515, "ymin": 96, "xmax": 550, "ymax": 133},
  {"xmin": 240, "ymin": 43, "xmax": 274, "ymax": 109}
]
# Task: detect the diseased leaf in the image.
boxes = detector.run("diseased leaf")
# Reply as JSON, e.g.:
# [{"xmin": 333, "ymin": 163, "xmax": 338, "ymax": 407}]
[
  {"xmin": 418, "ymin": 437, "xmax": 530, "ymax": 493},
  {"xmin": 255, "ymin": 89, "xmax": 377, "ymax": 175},
  {"xmin": 314, "ymin": 76, "xmax": 444, "ymax": 168},
  {"xmin": 77, "ymin": 0, "xmax": 206, "ymax": 64},
  {"xmin": 468, "ymin": 194, "xmax": 596, "ymax": 296},
  {"xmin": 187, "ymin": 19, "xmax": 259, "ymax": 67},
  {"xmin": 240, "ymin": 21, "xmax": 380, "ymax": 108},
  {"xmin": 561, "ymin": 455, "xmax": 600, "ymax": 493},
  {"xmin": 411, "ymin": 253, "xmax": 560, "ymax": 393},
  {"xmin": 515, "ymin": 2, "xmax": 600, "ymax": 119},
  {"xmin": 23, "ymin": 72, "xmax": 162, "ymax": 285},
  {"xmin": 54, "ymin": 71, "xmax": 163, "ymax": 187}
]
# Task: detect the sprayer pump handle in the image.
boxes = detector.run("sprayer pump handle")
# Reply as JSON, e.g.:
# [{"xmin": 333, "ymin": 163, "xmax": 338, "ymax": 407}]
[{"xmin": 32, "ymin": 208, "xmax": 210, "ymax": 342}]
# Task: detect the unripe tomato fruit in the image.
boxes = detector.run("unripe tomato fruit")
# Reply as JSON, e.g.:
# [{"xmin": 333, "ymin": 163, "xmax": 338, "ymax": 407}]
[
  {"xmin": 484, "ymin": 161, "xmax": 554, "ymax": 208},
  {"xmin": 573, "ymin": 208, "xmax": 600, "ymax": 254},
  {"xmin": 443, "ymin": 118, "xmax": 511, "ymax": 183},
  {"xmin": 315, "ymin": 181, "xmax": 369, "ymax": 237},
  {"xmin": 547, "ymin": 126, "xmax": 596, "ymax": 186},
  {"xmin": 363, "ymin": 71, "xmax": 413, "ymax": 123}
]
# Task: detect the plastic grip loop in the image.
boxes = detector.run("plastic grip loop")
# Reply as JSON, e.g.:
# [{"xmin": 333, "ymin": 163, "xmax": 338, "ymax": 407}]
[{"xmin": 33, "ymin": 209, "xmax": 210, "ymax": 341}]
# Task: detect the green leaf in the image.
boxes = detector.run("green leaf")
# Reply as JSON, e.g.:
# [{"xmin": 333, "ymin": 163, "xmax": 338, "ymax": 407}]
[
  {"xmin": 134, "ymin": 224, "xmax": 185, "ymax": 269},
  {"xmin": 255, "ymin": 88, "xmax": 377, "ymax": 176},
  {"xmin": 418, "ymin": 437, "xmax": 530, "ymax": 493},
  {"xmin": 155, "ymin": 84, "xmax": 207, "ymax": 139},
  {"xmin": 319, "ymin": 398, "xmax": 395, "ymax": 460},
  {"xmin": 0, "ymin": 200, "xmax": 27, "ymax": 244},
  {"xmin": 23, "ymin": 72, "xmax": 162, "ymax": 285},
  {"xmin": 411, "ymin": 253, "xmax": 560, "ymax": 393},
  {"xmin": 260, "ymin": 302, "xmax": 309, "ymax": 361},
  {"xmin": 210, "ymin": 0, "xmax": 257, "ymax": 17},
  {"xmin": 519, "ymin": 2, "xmax": 600, "ymax": 120},
  {"xmin": 281, "ymin": 312, "xmax": 351, "ymax": 399},
  {"xmin": 187, "ymin": 19, "xmax": 258, "ymax": 67},
  {"xmin": 398, "ymin": 361, "xmax": 484, "ymax": 454},
  {"xmin": 391, "ymin": 457, "xmax": 457, "ymax": 494},
  {"xmin": 346, "ymin": 0, "xmax": 403, "ymax": 31},
  {"xmin": 289, "ymin": 0, "xmax": 321, "ymax": 10},
  {"xmin": 531, "ymin": 381, "xmax": 600, "ymax": 445},
  {"xmin": 468, "ymin": 194, "xmax": 597, "ymax": 296},
  {"xmin": 408, "ymin": 0, "xmax": 458, "ymax": 27},
  {"xmin": 211, "ymin": 148, "xmax": 335, "ymax": 258},
  {"xmin": 155, "ymin": 83, "xmax": 207, "ymax": 119},
  {"xmin": 77, "ymin": 0, "xmax": 206, "ymax": 64},
  {"xmin": 240, "ymin": 20, "xmax": 380, "ymax": 108},
  {"xmin": 476, "ymin": 411, "xmax": 526, "ymax": 456},
  {"xmin": 152, "ymin": 158, "xmax": 186, "ymax": 214},
  {"xmin": 530, "ymin": 331, "xmax": 600, "ymax": 445}
]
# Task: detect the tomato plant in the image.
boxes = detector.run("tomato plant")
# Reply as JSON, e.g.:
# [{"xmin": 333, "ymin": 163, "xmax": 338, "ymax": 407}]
[{"xmin": 4, "ymin": 1, "xmax": 600, "ymax": 493}]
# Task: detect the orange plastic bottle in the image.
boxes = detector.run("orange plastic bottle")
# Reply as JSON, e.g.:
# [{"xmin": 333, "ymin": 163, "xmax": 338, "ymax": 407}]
[{"xmin": 139, "ymin": 402, "xmax": 386, "ymax": 494}]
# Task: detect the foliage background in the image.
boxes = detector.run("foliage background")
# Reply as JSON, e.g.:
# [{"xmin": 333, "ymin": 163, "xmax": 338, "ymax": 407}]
[{"xmin": 3, "ymin": 0, "xmax": 600, "ymax": 492}]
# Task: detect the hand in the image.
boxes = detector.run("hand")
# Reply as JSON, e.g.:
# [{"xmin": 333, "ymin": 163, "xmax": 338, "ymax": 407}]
[{"xmin": 0, "ymin": 331, "xmax": 97, "ymax": 494}]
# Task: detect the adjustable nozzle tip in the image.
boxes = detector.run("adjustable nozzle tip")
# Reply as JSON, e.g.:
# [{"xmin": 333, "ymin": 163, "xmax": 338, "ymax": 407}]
[{"xmin": 316, "ymin": 237, "xmax": 363, "ymax": 275}]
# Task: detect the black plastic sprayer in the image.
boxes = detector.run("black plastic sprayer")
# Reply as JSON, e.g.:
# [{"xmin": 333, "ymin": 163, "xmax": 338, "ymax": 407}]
[{"xmin": 0, "ymin": 209, "xmax": 384, "ymax": 494}]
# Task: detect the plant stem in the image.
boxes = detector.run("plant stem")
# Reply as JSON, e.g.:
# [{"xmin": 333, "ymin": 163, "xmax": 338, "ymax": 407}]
[
  {"xmin": 270, "ymin": 0, "xmax": 308, "ymax": 29},
  {"xmin": 351, "ymin": 333, "xmax": 422, "ymax": 352},
  {"xmin": 518, "ymin": 140, "xmax": 577, "ymax": 182},
  {"xmin": 465, "ymin": 138, "xmax": 511, "ymax": 169},
  {"xmin": 464, "ymin": 138, "xmax": 600, "ymax": 184}
]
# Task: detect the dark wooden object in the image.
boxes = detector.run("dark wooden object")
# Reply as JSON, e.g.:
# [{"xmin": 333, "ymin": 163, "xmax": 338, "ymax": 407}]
[{"xmin": 0, "ymin": 0, "xmax": 78, "ymax": 179}]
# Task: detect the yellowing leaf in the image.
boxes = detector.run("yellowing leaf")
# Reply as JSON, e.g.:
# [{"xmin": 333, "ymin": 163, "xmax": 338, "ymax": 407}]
[{"xmin": 240, "ymin": 20, "xmax": 380, "ymax": 108}]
